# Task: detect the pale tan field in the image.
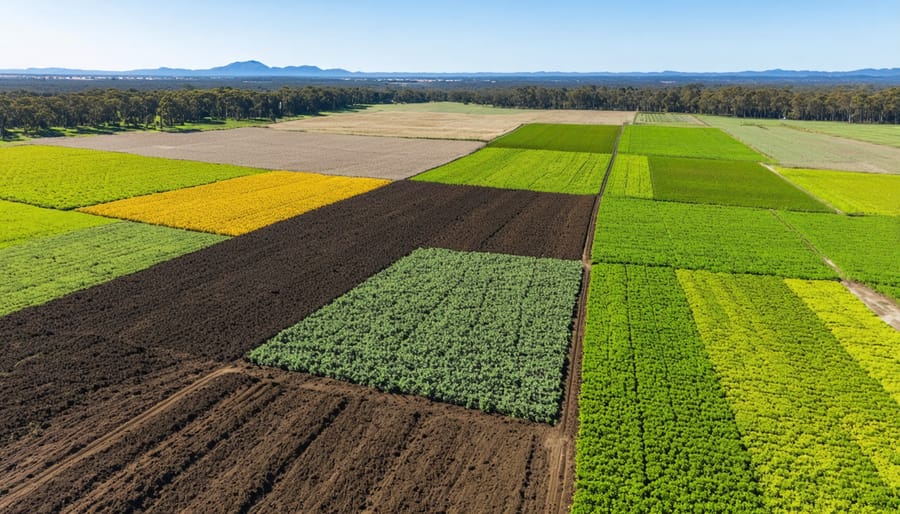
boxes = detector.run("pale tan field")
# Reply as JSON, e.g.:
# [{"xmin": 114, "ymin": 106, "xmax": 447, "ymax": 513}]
[
  {"xmin": 271, "ymin": 107, "xmax": 635, "ymax": 141},
  {"xmin": 37, "ymin": 128, "xmax": 483, "ymax": 180}
]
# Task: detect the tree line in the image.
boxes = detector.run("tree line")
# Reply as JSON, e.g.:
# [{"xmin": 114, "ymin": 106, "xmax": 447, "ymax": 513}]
[{"xmin": 2, "ymin": 83, "xmax": 899, "ymax": 138}]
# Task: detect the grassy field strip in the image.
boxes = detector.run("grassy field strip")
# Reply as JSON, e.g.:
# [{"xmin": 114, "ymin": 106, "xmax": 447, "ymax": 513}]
[
  {"xmin": 678, "ymin": 270, "xmax": 900, "ymax": 512},
  {"xmin": 0, "ymin": 199, "xmax": 114, "ymax": 249},
  {"xmin": 779, "ymin": 211, "xmax": 900, "ymax": 300},
  {"xmin": 250, "ymin": 248, "xmax": 582, "ymax": 423},
  {"xmin": 786, "ymin": 279, "xmax": 900, "ymax": 405},
  {"xmin": 0, "ymin": 222, "xmax": 227, "ymax": 316},
  {"xmin": 487, "ymin": 123, "xmax": 620, "ymax": 153},
  {"xmin": 412, "ymin": 147, "xmax": 609, "ymax": 195},
  {"xmin": 603, "ymin": 154, "xmax": 653, "ymax": 198},
  {"xmin": 573, "ymin": 263, "xmax": 764, "ymax": 513},
  {"xmin": 80, "ymin": 171, "xmax": 389, "ymax": 236},
  {"xmin": 701, "ymin": 116, "xmax": 900, "ymax": 174},
  {"xmin": 701, "ymin": 116, "xmax": 900, "ymax": 149},
  {"xmin": 634, "ymin": 112, "xmax": 703, "ymax": 125},
  {"xmin": 617, "ymin": 126, "xmax": 770, "ymax": 161},
  {"xmin": 0, "ymin": 146, "xmax": 264, "ymax": 209},
  {"xmin": 776, "ymin": 167, "xmax": 900, "ymax": 216},
  {"xmin": 593, "ymin": 197, "xmax": 836, "ymax": 279},
  {"xmin": 648, "ymin": 157, "xmax": 830, "ymax": 211}
]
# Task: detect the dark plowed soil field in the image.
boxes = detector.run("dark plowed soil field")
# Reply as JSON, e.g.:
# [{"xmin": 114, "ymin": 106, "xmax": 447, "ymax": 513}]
[
  {"xmin": 0, "ymin": 364, "xmax": 552, "ymax": 513},
  {"xmin": 0, "ymin": 181, "xmax": 592, "ymax": 512}
]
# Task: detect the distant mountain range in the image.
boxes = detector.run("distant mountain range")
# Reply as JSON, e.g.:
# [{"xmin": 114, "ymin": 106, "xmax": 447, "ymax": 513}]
[{"xmin": 2, "ymin": 60, "xmax": 899, "ymax": 80}]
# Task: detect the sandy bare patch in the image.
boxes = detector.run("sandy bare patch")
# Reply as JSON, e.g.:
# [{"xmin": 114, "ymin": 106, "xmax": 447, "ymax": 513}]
[
  {"xmin": 271, "ymin": 110, "xmax": 634, "ymax": 141},
  {"xmin": 37, "ymin": 128, "xmax": 483, "ymax": 180}
]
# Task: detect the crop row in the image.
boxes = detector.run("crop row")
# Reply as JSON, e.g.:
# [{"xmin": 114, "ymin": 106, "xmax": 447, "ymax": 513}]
[
  {"xmin": 574, "ymin": 263, "xmax": 764, "ymax": 513},
  {"xmin": 779, "ymin": 211, "xmax": 900, "ymax": 298},
  {"xmin": 678, "ymin": 270, "xmax": 900, "ymax": 512},
  {"xmin": 412, "ymin": 147, "xmax": 609, "ymax": 195},
  {"xmin": 778, "ymin": 167, "xmax": 900, "ymax": 216},
  {"xmin": 649, "ymin": 157, "xmax": 829, "ymax": 211},
  {"xmin": 634, "ymin": 112, "xmax": 700, "ymax": 125},
  {"xmin": 786, "ymin": 279, "xmax": 900, "ymax": 404},
  {"xmin": 0, "ymin": 199, "xmax": 113, "ymax": 249},
  {"xmin": 592, "ymin": 197, "xmax": 836, "ymax": 279},
  {"xmin": 487, "ymin": 123, "xmax": 619, "ymax": 153},
  {"xmin": 249, "ymin": 247, "xmax": 583, "ymax": 423},
  {"xmin": 0, "ymin": 145, "xmax": 263, "ymax": 209},
  {"xmin": 81, "ymin": 171, "xmax": 389, "ymax": 236},
  {"xmin": 0, "ymin": 222, "xmax": 226, "ymax": 316},
  {"xmin": 617, "ymin": 126, "xmax": 770, "ymax": 162},
  {"xmin": 603, "ymin": 154, "xmax": 653, "ymax": 198}
]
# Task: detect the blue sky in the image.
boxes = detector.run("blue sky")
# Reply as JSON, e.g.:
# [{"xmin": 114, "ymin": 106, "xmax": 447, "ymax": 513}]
[{"xmin": 2, "ymin": 1, "xmax": 898, "ymax": 72}]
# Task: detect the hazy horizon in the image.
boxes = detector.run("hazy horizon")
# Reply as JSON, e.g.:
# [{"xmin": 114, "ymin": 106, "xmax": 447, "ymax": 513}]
[{"xmin": 2, "ymin": 0, "xmax": 898, "ymax": 73}]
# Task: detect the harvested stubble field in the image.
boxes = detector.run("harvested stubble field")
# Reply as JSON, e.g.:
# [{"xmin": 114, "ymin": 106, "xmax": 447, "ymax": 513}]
[
  {"xmin": 702, "ymin": 115, "xmax": 900, "ymax": 174},
  {"xmin": 0, "ymin": 181, "xmax": 593, "ymax": 513},
  {"xmin": 37, "ymin": 127, "xmax": 484, "ymax": 180},
  {"xmin": 270, "ymin": 104, "xmax": 635, "ymax": 141}
]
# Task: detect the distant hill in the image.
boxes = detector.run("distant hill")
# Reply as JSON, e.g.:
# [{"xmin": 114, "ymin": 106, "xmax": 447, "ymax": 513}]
[{"xmin": 1, "ymin": 60, "xmax": 899, "ymax": 81}]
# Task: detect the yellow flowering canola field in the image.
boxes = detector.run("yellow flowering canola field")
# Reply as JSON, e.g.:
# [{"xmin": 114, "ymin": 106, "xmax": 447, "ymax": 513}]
[{"xmin": 80, "ymin": 171, "xmax": 389, "ymax": 236}]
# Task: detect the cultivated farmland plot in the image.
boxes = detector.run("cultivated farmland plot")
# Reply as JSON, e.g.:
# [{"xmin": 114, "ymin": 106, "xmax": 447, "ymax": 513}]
[
  {"xmin": 251, "ymin": 247, "xmax": 583, "ymax": 423},
  {"xmin": 2, "ymin": 108, "xmax": 899, "ymax": 513},
  {"xmin": 36, "ymin": 127, "xmax": 485, "ymax": 180},
  {"xmin": 0, "ymin": 145, "xmax": 263, "ymax": 209},
  {"xmin": 702, "ymin": 115, "xmax": 900, "ymax": 173},
  {"xmin": 414, "ymin": 147, "xmax": 610, "ymax": 195},
  {"xmin": 488, "ymin": 123, "xmax": 620, "ymax": 153},
  {"xmin": 617, "ymin": 126, "xmax": 770, "ymax": 161},
  {"xmin": 270, "ymin": 102, "xmax": 636, "ymax": 141},
  {"xmin": 81, "ymin": 171, "xmax": 389, "ymax": 235}
]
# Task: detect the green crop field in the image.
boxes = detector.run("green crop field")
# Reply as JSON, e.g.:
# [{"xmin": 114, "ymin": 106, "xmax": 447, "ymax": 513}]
[
  {"xmin": 0, "ymin": 199, "xmax": 114, "ymax": 248},
  {"xmin": 603, "ymin": 154, "xmax": 653, "ymax": 198},
  {"xmin": 249, "ymin": 248, "xmax": 582, "ymax": 423},
  {"xmin": 702, "ymin": 116, "xmax": 900, "ymax": 173},
  {"xmin": 779, "ymin": 211, "xmax": 900, "ymax": 298},
  {"xmin": 648, "ymin": 157, "xmax": 830, "ymax": 211},
  {"xmin": 679, "ymin": 270, "xmax": 900, "ymax": 512},
  {"xmin": 0, "ymin": 145, "xmax": 264, "ymax": 209},
  {"xmin": 777, "ymin": 167, "xmax": 900, "ymax": 215},
  {"xmin": 487, "ymin": 123, "xmax": 619, "ymax": 153},
  {"xmin": 412, "ymin": 147, "xmax": 610, "ymax": 195},
  {"xmin": 0, "ymin": 222, "xmax": 226, "ymax": 316},
  {"xmin": 617, "ymin": 126, "xmax": 770, "ymax": 161},
  {"xmin": 574, "ymin": 263, "xmax": 763, "ymax": 513},
  {"xmin": 634, "ymin": 112, "xmax": 702, "ymax": 125},
  {"xmin": 593, "ymin": 197, "xmax": 836, "ymax": 279},
  {"xmin": 787, "ymin": 279, "xmax": 900, "ymax": 405}
]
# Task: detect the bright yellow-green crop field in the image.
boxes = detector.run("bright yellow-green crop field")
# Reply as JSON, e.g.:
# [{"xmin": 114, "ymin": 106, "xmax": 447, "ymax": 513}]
[{"xmin": 778, "ymin": 166, "xmax": 900, "ymax": 215}]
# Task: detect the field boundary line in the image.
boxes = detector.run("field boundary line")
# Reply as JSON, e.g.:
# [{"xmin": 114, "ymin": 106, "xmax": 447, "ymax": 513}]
[
  {"xmin": 769, "ymin": 211, "xmax": 900, "ymax": 328},
  {"xmin": 0, "ymin": 364, "xmax": 243, "ymax": 511},
  {"xmin": 545, "ymin": 123, "xmax": 624, "ymax": 514},
  {"xmin": 761, "ymin": 163, "xmax": 844, "ymax": 214}
]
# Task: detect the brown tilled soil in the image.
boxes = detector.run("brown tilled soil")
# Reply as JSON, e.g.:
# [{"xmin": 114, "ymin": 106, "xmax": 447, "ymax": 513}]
[
  {"xmin": 271, "ymin": 109, "xmax": 635, "ymax": 141},
  {"xmin": 0, "ymin": 181, "xmax": 593, "ymax": 512},
  {"xmin": 0, "ymin": 363, "xmax": 553, "ymax": 514},
  {"xmin": 36, "ymin": 127, "xmax": 483, "ymax": 179}
]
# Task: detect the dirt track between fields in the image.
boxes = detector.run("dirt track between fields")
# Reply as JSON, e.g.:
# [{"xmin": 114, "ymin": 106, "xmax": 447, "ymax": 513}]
[
  {"xmin": 37, "ymin": 127, "xmax": 483, "ymax": 179},
  {"xmin": 0, "ymin": 181, "xmax": 594, "ymax": 512},
  {"xmin": 271, "ymin": 110, "xmax": 636, "ymax": 141}
]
